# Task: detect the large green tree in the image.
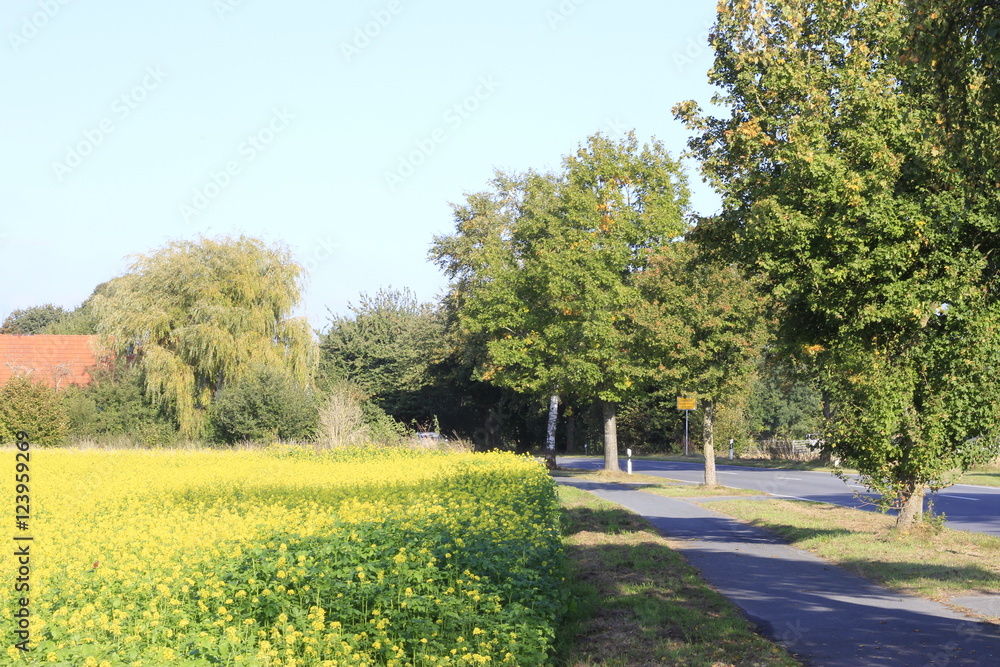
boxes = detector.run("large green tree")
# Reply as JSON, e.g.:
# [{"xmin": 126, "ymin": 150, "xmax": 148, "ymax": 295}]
[
  {"xmin": 634, "ymin": 241, "xmax": 768, "ymax": 485},
  {"xmin": 676, "ymin": 0, "xmax": 1000, "ymax": 525},
  {"xmin": 92, "ymin": 236, "xmax": 317, "ymax": 438},
  {"xmin": 432, "ymin": 133, "xmax": 690, "ymax": 470}
]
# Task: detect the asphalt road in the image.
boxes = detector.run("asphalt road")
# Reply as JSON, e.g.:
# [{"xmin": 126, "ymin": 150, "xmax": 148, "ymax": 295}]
[
  {"xmin": 557, "ymin": 475, "xmax": 1000, "ymax": 665},
  {"xmin": 558, "ymin": 456, "xmax": 1000, "ymax": 537}
]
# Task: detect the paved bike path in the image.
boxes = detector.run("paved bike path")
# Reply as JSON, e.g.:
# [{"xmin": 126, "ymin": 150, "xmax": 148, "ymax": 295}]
[{"xmin": 556, "ymin": 477, "xmax": 1000, "ymax": 666}]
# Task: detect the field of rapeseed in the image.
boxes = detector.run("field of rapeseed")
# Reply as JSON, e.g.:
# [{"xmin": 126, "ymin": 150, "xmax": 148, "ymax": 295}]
[{"xmin": 2, "ymin": 446, "xmax": 565, "ymax": 666}]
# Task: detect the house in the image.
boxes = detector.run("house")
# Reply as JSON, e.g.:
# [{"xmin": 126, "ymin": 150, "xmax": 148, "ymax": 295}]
[{"xmin": 0, "ymin": 335, "xmax": 106, "ymax": 389}]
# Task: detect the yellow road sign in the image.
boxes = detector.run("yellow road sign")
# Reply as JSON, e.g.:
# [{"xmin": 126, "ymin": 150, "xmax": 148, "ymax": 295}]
[{"xmin": 677, "ymin": 397, "xmax": 696, "ymax": 410}]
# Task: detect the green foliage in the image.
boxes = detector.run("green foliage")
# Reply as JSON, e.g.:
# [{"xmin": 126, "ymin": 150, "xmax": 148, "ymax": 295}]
[
  {"xmin": 0, "ymin": 303, "xmax": 69, "ymax": 334},
  {"xmin": 92, "ymin": 235, "xmax": 318, "ymax": 438},
  {"xmin": 0, "ymin": 376, "xmax": 69, "ymax": 446},
  {"xmin": 431, "ymin": 133, "xmax": 690, "ymax": 464},
  {"xmin": 747, "ymin": 358, "xmax": 824, "ymax": 441},
  {"xmin": 904, "ymin": 0, "xmax": 1000, "ymax": 213},
  {"xmin": 320, "ymin": 287, "xmax": 445, "ymax": 424},
  {"xmin": 634, "ymin": 241, "xmax": 767, "ymax": 416},
  {"xmin": 210, "ymin": 366, "xmax": 319, "ymax": 444},
  {"xmin": 676, "ymin": 0, "xmax": 1000, "ymax": 522},
  {"xmin": 62, "ymin": 364, "xmax": 179, "ymax": 447}
]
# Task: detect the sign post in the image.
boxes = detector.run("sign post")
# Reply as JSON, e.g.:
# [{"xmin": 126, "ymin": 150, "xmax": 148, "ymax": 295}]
[{"xmin": 676, "ymin": 397, "xmax": 696, "ymax": 456}]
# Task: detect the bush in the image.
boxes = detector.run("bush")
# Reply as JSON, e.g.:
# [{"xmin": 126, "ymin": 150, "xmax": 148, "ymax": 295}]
[
  {"xmin": 0, "ymin": 376, "xmax": 69, "ymax": 446},
  {"xmin": 62, "ymin": 364, "xmax": 179, "ymax": 447},
  {"xmin": 316, "ymin": 381, "xmax": 410, "ymax": 447},
  {"xmin": 316, "ymin": 380, "xmax": 369, "ymax": 446},
  {"xmin": 210, "ymin": 366, "xmax": 319, "ymax": 444}
]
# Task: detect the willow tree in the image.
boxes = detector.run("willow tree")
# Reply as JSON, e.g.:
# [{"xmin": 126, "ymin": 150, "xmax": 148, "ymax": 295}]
[
  {"xmin": 432, "ymin": 133, "xmax": 690, "ymax": 470},
  {"xmin": 676, "ymin": 0, "xmax": 1000, "ymax": 526},
  {"xmin": 93, "ymin": 236, "xmax": 317, "ymax": 438}
]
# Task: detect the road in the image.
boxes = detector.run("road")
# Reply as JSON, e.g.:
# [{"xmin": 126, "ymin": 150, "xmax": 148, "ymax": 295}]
[{"xmin": 558, "ymin": 456, "xmax": 1000, "ymax": 537}]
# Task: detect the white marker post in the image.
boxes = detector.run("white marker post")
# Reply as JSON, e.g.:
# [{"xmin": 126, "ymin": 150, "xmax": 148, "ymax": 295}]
[
  {"xmin": 627, "ymin": 448, "xmax": 632, "ymax": 475},
  {"xmin": 677, "ymin": 397, "xmax": 696, "ymax": 456}
]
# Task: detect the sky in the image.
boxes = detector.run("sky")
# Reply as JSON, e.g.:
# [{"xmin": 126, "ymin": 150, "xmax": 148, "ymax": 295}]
[{"xmin": 1, "ymin": 0, "xmax": 723, "ymax": 332}]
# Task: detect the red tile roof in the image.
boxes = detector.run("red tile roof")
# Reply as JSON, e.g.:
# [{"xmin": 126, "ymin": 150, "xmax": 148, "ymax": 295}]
[{"xmin": 0, "ymin": 335, "xmax": 107, "ymax": 389}]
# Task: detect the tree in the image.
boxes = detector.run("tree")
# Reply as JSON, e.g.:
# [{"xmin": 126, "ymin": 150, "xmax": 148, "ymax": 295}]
[
  {"xmin": 210, "ymin": 365, "xmax": 319, "ymax": 444},
  {"xmin": 633, "ymin": 241, "xmax": 768, "ymax": 485},
  {"xmin": 320, "ymin": 287, "xmax": 445, "ymax": 424},
  {"xmin": 431, "ymin": 133, "xmax": 690, "ymax": 470},
  {"xmin": 675, "ymin": 0, "xmax": 1000, "ymax": 525},
  {"xmin": 0, "ymin": 304, "xmax": 69, "ymax": 334},
  {"xmin": 92, "ymin": 236, "xmax": 317, "ymax": 438}
]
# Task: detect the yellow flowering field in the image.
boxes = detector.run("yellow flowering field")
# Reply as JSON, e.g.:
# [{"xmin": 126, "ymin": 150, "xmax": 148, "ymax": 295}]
[{"xmin": 2, "ymin": 446, "xmax": 565, "ymax": 666}]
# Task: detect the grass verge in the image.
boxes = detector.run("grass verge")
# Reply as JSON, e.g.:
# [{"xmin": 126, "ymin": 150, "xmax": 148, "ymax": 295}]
[
  {"xmin": 959, "ymin": 467, "xmax": 1000, "ymax": 487},
  {"xmin": 708, "ymin": 499, "xmax": 1000, "ymax": 602},
  {"xmin": 552, "ymin": 467, "xmax": 764, "ymax": 498},
  {"xmin": 560, "ymin": 453, "xmax": 851, "ymax": 474},
  {"xmin": 553, "ymin": 485, "xmax": 801, "ymax": 666}
]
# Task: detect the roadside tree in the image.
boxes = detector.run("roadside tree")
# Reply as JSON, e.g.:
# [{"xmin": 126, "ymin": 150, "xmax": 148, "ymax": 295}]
[
  {"xmin": 634, "ymin": 241, "xmax": 768, "ymax": 485},
  {"xmin": 675, "ymin": 0, "xmax": 1000, "ymax": 525},
  {"xmin": 431, "ymin": 133, "xmax": 690, "ymax": 470}
]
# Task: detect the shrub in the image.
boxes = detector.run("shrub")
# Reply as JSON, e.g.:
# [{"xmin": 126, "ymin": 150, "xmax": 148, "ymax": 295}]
[
  {"xmin": 210, "ymin": 366, "xmax": 319, "ymax": 444},
  {"xmin": 62, "ymin": 364, "xmax": 179, "ymax": 447},
  {"xmin": 316, "ymin": 381, "xmax": 411, "ymax": 447},
  {"xmin": 0, "ymin": 376, "xmax": 69, "ymax": 446},
  {"xmin": 316, "ymin": 380, "xmax": 369, "ymax": 446}
]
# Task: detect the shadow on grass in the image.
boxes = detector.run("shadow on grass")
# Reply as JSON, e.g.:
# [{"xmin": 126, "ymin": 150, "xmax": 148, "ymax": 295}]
[
  {"xmin": 554, "ymin": 505, "xmax": 800, "ymax": 667},
  {"xmin": 561, "ymin": 504, "xmax": 653, "ymax": 537},
  {"xmin": 741, "ymin": 521, "xmax": 856, "ymax": 544}
]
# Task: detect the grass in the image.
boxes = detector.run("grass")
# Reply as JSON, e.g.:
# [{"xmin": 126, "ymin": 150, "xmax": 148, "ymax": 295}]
[
  {"xmin": 959, "ymin": 462, "xmax": 1000, "ymax": 487},
  {"xmin": 561, "ymin": 452, "xmax": 851, "ymax": 474},
  {"xmin": 552, "ymin": 467, "xmax": 765, "ymax": 498},
  {"xmin": 554, "ymin": 485, "xmax": 801, "ymax": 666},
  {"xmin": 708, "ymin": 498, "xmax": 1000, "ymax": 603}
]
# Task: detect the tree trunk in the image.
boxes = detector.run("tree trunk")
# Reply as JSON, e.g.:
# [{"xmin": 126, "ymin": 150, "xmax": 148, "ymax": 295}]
[
  {"xmin": 602, "ymin": 401, "xmax": 621, "ymax": 472},
  {"xmin": 896, "ymin": 482, "xmax": 925, "ymax": 528},
  {"xmin": 545, "ymin": 394, "xmax": 559, "ymax": 468},
  {"xmin": 566, "ymin": 412, "xmax": 576, "ymax": 453},
  {"xmin": 816, "ymin": 390, "xmax": 838, "ymax": 466},
  {"xmin": 703, "ymin": 399, "xmax": 718, "ymax": 487}
]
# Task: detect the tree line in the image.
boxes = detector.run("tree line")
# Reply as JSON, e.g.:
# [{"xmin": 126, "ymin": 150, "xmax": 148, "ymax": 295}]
[{"xmin": 3, "ymin": 0, "xmax": 997, "ymax": 527}]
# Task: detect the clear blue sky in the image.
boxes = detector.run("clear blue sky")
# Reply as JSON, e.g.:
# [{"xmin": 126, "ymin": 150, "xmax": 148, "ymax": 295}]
[{"xmin": 1, "ymin": 0, "xmax": 721, "ymax": 331}]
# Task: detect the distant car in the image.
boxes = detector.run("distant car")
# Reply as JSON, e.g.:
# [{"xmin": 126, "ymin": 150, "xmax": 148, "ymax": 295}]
[{"xmin": 414, "ymin": 432, "xmax": 446, "ymax": 442}]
